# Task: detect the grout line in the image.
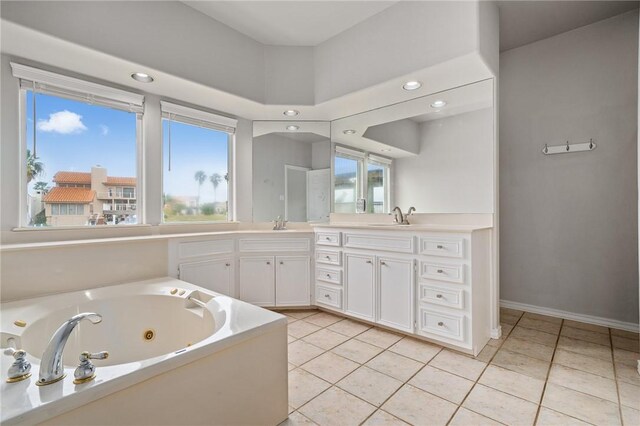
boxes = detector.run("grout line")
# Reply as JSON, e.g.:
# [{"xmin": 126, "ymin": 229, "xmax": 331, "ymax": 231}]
[
  {"xmin": 531, "ymin": 317, "xmax": 564, "ymax": 425},
  {"xmin": 610, "ymin": 327, "xmax": 626, "ymax": 426}
]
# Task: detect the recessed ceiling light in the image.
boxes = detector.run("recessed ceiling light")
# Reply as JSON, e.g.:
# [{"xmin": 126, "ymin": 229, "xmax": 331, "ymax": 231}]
[
  {"xmin": 131, "ymin": 72, "xmax": 154, "ymax": 83},
  {"xmin": 431, "ymin": 100, "xmax": 447, "ymax": 108},
  {"xmin": 283, "ymin": 110, "xmax": 299, "ymax": 117},
  {"xmin": 286, "ymin": 125, "xmax": 299, "ymax": 131},
  {"xmin": 343, "ymin": 129, "xmax": 356, "ymax": 135},
  {"xmin": 402, "ymin": 81, "xmax": 422, "ymax": 91}
]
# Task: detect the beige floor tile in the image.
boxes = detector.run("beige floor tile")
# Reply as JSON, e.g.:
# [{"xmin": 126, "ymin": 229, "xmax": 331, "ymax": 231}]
[
  {"xmin": 475, "ymin": 344, "xmax": 499, "ymax": 363},
  {"xmin": 278, "ymin": 411, "xmax": 318, "ymax": 426},
  {"xmin": 337, "ymin": 366, "xmax": 403, "ymax": 406},
  {"xmin": 302, "ymin": 328, "xmax": 350, "ymax": 350},
  {"xmin": 449, "ymin": 408, "xmax": 503, "ymax": 426},
  {"xmin": 288, "ymin": 340, "xmax": 325, "ymax": 366},
  {"xmin": 561, "ymin": 326, "xmax": 611, "ymax": 346},
  {"xmin": 491, "ymin": 349, "xmax": 550, "ymax": 380},
  {"xmin": 289, "ymin": 405, "xmax": 295, "ymax": 414},
  {"xmin": 409, "ymin": 365, "xmax": 474, "ymax": 404},
  {"xmin": 613, "ymin": 335, "xmax": 640, "ymax": 352},
  {"xmin": 542, "ymin": 383, "xmax": 621, "ymax": 425},
  {"xmin": 356, "ymin": 327, "xmax": 403, "ymax": 349},
  {"xmin": 478, "ymin": 364, "xmax": 545, "ymax": 403},
  {"xmin": 288, "ymin": 335, "xmax": 297, "ymax": 344},
  {"xmin": 429, "ymin": 349, "xmax": 487, "ymax": 381},
  {"xmin": 501, "ymin": 323, "xmax": 515, "ymax": 337},
  {"xmin": 304, "ymin": 311, "xmax": 344, "ymax": 327},
  {"xmin": 286, "ymin": 316, "xmax": 299, "ymax": 324},
  {"xmin": 361, "ymin": 410, "xmax": 409, "ymax": 426},
  {"xmin": 301, "ymin": 352, "xmax": 359, "ymax": 383},
  {"xmin": 616, "ymin": 362, "xmax": 640, "ymax": 386},
  {"xmin": 547, "ymin": 364, "xmax": 618, "ymax": 403},
  {"xmin": 288, "ymin": 320, "xmax": 322, "ymax": 339},
  {"xmin": 288, "ymin": 368, "xmax": 331, "ymax": 409},
  {"xmin": 299, "ymin": 386, "xmax": 376, "ymax": 426},
  {"xmin": 487, "ymin": 338, "xmax": 503, "ymax": 348},
  {"xmin": 331, "ymin": 338, "xmax": 383, "ymax": 364},
  {"xmin": 519, "ymin": 317, "xmax": 562, "ymax": 335},
  {"xmin": 501, "ymin": 312, "xmax": 522, "ymax": 325},
  {"xmin": 613, "ymin": 348, "xmax": 640, "ymax": 367},
  {"xmin": 382, "ymin": 384, "xmax": 457, "ymax": 426},
  {"xmin": 511, "ymin": 326, "xmax": 558, "ymax": 347},
  {"xmin": 388, "ymin": 337, "xmax": 442, "ymax": 363},
  {"xmin": 557, "ymin": 336, "xmax": 612, "ymax": 361},
  {"xmin": 327, "ymin": 318, "xmax": 371, "ymax": 337},
  {"xmin": 522, "ymin": 312, "xmax": 563, "ymax": 325},
  {"xmin": 501, "ymin": 307, "xmax": 524, "ymax": 317},
  {"xmin": 288, "ymin": 363, "xmax": 296, "ymax": 371},
  {"xmin": 463, "ymin": 384, "xmax": 538, "ymax": 426},
  {"xmin": 286, "ymin": 309, "xmax": 319, "ymax": 319},
  {"xmin": 366, "ymin": 351, "xmax": 424, "ymax": 382},
  {"xmin": 502, "ymin": 336, "xmax": 555, "ymax": 361},
  {"xmin": 535, "ymin": 407, "xmax": 590, "ymax": 425},
  {"xmin": 621, "ymin": 406, "xmax": 640, "ymax": 426},
  {"xmin": 611, "ymin": 328, "xmax": 639, "ymax": 340},
  {"xmin": 618, "ymin": 381, "xmax": 640, "ymax": 409},
  {"xmin": 563, "ymin": 319, "xmax": 609, "ymax": 335},
  {"xmin": 553, "ymin": 348, "xmax": 614, "ymax": 379}
]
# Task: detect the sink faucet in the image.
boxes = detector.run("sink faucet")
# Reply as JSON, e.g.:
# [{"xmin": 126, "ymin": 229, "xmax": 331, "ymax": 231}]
[
  {"xmin": 392, "ymin": 206, "xmax": 416, "ymax": 225},
  {"xmin": 37, "ymin": 312, "xmax": 102, "ymax": 386},
  {"xmin": 272, "ymin": 216, "xmax": 288, "ymax": 231}
]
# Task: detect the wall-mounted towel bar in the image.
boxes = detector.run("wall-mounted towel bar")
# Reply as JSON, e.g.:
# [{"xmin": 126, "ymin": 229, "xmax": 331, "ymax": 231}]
[{"xmin": 542, "ymin": 139, "xmax": 597, "ymax": 155}]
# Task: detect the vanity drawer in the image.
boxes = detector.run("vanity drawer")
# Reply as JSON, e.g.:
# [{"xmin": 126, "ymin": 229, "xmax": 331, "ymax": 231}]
[
  {"xmin": 316, "ymin": 232, "xmax": 341, "ymax": 247},
  {"xmin": 316, "ymin": 250, "xmax": 341, "ymax": 266},
  {"xmin": 419, "ymin": 308, "xmax": 465, "ymax": 341},
  {"xmin": 419, "ymin": 283, "xmax": 465, "ymax": 310},
  {"xmin": 343, "ymin": 233, "xmax": 415, "ymax": 254},
  {"xmin": 419, "ymin": 237, "xmax": 464, "ymax": 259},
  {"xmin": 316, "ymin": 267, "xmax": 342, "ymax": 285},
  {"xmin": 316, "ymin": 285, "xmax": 342, "ymax": 309},
  {"xmin": 420, "ymin": 261, "xmax": 464, "ymax": 284}
]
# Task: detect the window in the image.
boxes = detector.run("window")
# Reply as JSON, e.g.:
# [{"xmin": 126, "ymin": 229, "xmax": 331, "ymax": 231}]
[
  {"xmin": 334, "ymin": 146, "xmax": 391, "ymax": 214},
  {"xmin": 161, "ymin": 101, "xmax": 236, "ymax": 223},
  {"xmin": 14, "ymin": 63, "xmax": 143, "ymax": 228}
]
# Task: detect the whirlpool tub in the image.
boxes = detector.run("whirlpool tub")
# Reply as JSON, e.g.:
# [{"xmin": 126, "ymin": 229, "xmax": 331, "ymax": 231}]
[{"xmin": 1, "ymin": 277, "xmax": 288, "ymax": 425}]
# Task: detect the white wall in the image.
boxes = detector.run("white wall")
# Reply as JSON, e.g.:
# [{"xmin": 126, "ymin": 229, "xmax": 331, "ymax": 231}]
[
  {"xmin": 500, "ymin": 11, "xmax": 639, "ymax": 324},
  {"xmin": 393, "ymin": 108, "xmax": 494, "ymax": 213}
]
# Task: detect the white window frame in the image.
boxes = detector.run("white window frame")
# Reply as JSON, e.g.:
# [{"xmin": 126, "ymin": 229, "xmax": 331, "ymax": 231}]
[
  {"xmin": 160, "ymin": 101, "xmax": 237, "ymax": 223},
  {"xmin": 13, "ymin": 63, "xmax": 145, "ymax": 228},
  {"xmin": 333, "ymin": 145, "xmax": 392, "ymax": 214}
]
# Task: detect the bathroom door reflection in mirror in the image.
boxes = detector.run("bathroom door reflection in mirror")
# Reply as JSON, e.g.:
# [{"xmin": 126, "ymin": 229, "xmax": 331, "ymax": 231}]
[{"xmin": 253, "ymin": 122, "xmax": 331, "ymax": 223}]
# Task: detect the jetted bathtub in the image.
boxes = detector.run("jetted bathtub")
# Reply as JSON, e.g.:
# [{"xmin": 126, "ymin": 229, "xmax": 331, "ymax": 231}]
[{"xmin": 1, "ymin": 277, "xmax": 289, "ymax": 425}]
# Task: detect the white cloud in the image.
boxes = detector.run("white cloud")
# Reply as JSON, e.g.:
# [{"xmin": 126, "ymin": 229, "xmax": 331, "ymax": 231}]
[
  {"xmin": 37, "ymin": 110, "xmax": 87, "ymax": 134},
  {"xmin": 99, "ymin": 124, "xmax": 109, "ymax": 136}
]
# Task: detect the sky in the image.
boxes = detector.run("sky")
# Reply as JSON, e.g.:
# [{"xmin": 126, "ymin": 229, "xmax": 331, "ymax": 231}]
[{"xmin": 26, "ymin": 91, "xmax": 229, "ymax": 203}]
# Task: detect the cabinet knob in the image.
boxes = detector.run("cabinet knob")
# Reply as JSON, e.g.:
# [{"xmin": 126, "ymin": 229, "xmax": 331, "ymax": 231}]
[
  {"xmin": 266, "ymin": 261, "xmax": 271, "ymax": 265},
  {"xmin": 437, "ymin": 321, "xmax": 444, "ymax": 327},
  {"xmin": 326, "ymin": 274, "xmax": 331, "ymax": 278},
  {"xmin": 436, "ymin": 294, "xmax": 443, "ymax": 299},
  {"xmin": 437, "ymin": 245, "xmax": 444, "ymax": 249},
  {"xmin": 325, "ymin": 237, "xmax": 331, "ymax": 241},
  {"xmin": 280, "ymin": 261, "xmax": 284, "ymax": 265},
  {"xmin": 437, "ymin": 269, "xmax": 444, "ymax": 274},
  {"xmin": 225, "ymin": 263, "xmax": 230, "ymax": 267},
  {"xmin": 366, "ymin": 260, "xmax": 372, "ymax": 264},
  {"xmin": 325, "ymin": 256, "xmax": 331, "ymax": 260},
  {"xmin": 380, "ymin": 261, "xmax": 387, "ymax": 266},
  {"xmin": 324, "ymin": 294, "xmax": 331, "ymax": 299}
]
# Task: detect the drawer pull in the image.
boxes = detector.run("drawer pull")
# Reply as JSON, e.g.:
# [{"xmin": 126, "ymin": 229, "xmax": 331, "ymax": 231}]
[
  {"xmin": 325, "ymin": 237, "xmax": 331, "ymax": 241},
  {"xmin": 437, "ymin": 321, "xmax": 444, "ymax": 327},
  {"xmin": 225, "ymin": 263, "xmax": 230, "ymax": 267},
  {"xmin": 366, "ymin": 260, "xmax": 373, "ymax": 264},
  {"xmin": 437, "ymin": 269, "xmax": 444, "ymax": 273},
  {"xmin": 325, "ymin": 256, "xmax": 331, "ymax": 260},
  {"xmin": 324, "ymin": 294, "xmax": 331, "ymax": 299},
  {"xmin": 436, "ymin": 294, "xmax": 443, "ymax": 298},
  {"xmin": 266, "ymin": 261, "xmax": 271, "ymax": 265},
  {"xmin": 437, "ymin": 245, "xmax": 444, "ymax": 249},
  {"xmin": 326, "ymin": 274, "xmax": 331, "ymax": 278}
]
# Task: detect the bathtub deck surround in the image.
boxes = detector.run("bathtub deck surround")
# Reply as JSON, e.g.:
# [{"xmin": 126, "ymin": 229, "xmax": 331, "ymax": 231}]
[{"xmin": 0, "ymin": 278, "xmax": 288, "ymax": 425}]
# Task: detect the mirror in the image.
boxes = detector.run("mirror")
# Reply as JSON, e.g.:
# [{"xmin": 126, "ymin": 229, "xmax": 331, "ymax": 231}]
[
  {"xmin": 331, "ymin": 79, "xmax": 495, "ymax": 214},
  {"xmin": 252, "ymin": 121, "xmax": 331, "ymax": 223}
]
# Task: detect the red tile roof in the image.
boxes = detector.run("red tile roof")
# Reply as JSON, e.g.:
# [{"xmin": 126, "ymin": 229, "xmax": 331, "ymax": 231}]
[
  {"xmin": 42, "ymin": 187, "xmax": 95, "ymax": 203},
  {"xmin": 53, "ymin": 171, "xmax": 91, "ymax": 184},
  {"xmin": 105, "ymin": 176, "xmax": 136, "ymax": 186}
]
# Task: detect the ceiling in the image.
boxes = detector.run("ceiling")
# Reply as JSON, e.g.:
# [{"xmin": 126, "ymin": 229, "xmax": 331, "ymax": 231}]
[
  {"xmin": 498, "ymin": 1, "xmax": 639, "ymax": 52},
  {"xmin": 183, "ymin": 1, "xmax": 398, "ymax": 46},
  {"xmin": 184, "ymin": 1, "xmax": 638, "ymax": 51}
]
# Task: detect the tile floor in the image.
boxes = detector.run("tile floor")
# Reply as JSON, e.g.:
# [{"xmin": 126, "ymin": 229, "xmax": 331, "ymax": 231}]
[{"xmin": 277, "ymin": 308, "xmax": 640, "ymax": 426}]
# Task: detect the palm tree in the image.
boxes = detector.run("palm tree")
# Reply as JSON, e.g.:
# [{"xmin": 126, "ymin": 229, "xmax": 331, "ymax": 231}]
[
  {"xmin": 210, "ymin": 173, "xmax": 222, "ymax": 205},
  {"xmin": 194, "ymin": 170, "xmax": 207, "ymax": 212},
  {"xmin": 27, "ymin": 149, "xmax": 44, "ymax": 183},
  {"xmin": 33, "ymin": 181, "xmax": 50, "ymax": 194}
]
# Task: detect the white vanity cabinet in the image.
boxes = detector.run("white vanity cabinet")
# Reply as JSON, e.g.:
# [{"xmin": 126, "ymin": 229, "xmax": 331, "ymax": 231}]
[
  {"xmin": 239, "ymin": 256, "xmax": 276, "ymax": 306},
  {"xmin": 178, "ymin": 257, "xmax": 234, "ymax": 296},
  {"xmin": 313, "ymin": 226, "xmax": 491, "ymax": 355}
]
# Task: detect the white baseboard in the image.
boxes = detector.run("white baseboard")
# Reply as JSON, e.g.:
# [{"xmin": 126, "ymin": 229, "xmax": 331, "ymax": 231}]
[
  {"xmin": 500, "ymin": 300, "xmax": 640, "ymax": 333},
  {"xmin": 490, "ymin": 326, "xmax": 502, "ymax": 339}
]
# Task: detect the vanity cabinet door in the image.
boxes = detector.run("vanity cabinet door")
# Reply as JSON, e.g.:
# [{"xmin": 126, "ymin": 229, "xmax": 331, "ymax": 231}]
[
  {"xmin": 378, "ymin": 257, "xmax": 414, "ymax": 332},
  {"xmin": 239, "ymin": 256, "xmax": 275, "ymax": 307},
  {"xmin": 345, "ymin": 253, "xmax": 375, "ymax": 321},
  {"xmin": 276, "ymin": 256, "xmax": 310, "ymax": 306},
  {"xmin": 178, "ymin": 257, "xmax": 234, "ymax": 297}
]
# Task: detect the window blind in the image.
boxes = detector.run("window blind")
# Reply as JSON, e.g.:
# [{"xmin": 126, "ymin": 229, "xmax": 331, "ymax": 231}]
[
  {"xmin": 335, "ymin": 145, "xmax": 366, "ymax": 160},
  {"xmin": 368, "ymin": 154, "xmax": 393, "ymax": 166},
  {"xmin": 160, "ymin": 101, "xmax": 237, "ymax": 134}
]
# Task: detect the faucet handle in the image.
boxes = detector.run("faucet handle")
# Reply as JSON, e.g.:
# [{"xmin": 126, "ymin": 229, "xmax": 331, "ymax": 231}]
[
  {"xmin": 5, "ymin": 348, "xmax": 32, "ymax": 383},
  {"xmin": 73, "ymin": 351, "xmax": 109, "ymax": 385}
]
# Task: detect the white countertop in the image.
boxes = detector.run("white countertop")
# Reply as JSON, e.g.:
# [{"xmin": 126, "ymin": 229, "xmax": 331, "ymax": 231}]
[{"xmin": 312, "ymin": 223, "xmax": 493, "ymax": 232}]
